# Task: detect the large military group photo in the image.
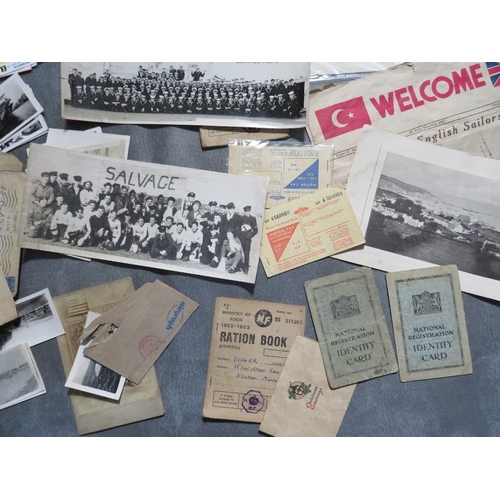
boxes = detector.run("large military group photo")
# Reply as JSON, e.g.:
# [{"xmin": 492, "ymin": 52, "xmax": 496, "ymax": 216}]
[
  {"xmin": 20, "ymin": 144, "xmax": 268, "ymax": 284},
  {"xmin": 61, "ymin": 62, "xmax": 309, "ymax": 127}
]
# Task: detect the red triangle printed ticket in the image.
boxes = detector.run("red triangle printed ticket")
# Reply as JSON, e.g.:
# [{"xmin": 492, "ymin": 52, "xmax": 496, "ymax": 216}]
[{"xmin": 266, "ymin": 222, "xmax": 299, "ymax": 262}]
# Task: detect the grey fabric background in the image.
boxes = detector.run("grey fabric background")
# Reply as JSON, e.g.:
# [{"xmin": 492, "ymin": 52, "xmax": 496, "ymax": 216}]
[{"xmin": 1, "ymin": 62, "xmax": 500, "ymax": 437}]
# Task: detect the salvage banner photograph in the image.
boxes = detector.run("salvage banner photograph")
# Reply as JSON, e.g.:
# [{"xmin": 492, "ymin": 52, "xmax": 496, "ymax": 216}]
[{"xmin": 19, "ymin": 144, "xmax": 268, "ymax": 284}]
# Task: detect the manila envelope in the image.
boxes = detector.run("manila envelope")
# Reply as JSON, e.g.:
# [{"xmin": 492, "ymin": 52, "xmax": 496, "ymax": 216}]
[
  {"xmin": 259, "ymin": 336, "xmax": 356, "ymax": 437},
  {"xmin": 0, "ymin": 152, "xmax": 25, "ymax": 296},
  {"xmin": 260, "ymin": 187, "xmax": 365, "ymax": 277},
  {"xmin": 199, "ymin": 126, "xmax": 289, "ymax": 148},
  {"xmin": 203, "ymin": 297, "xmax": 306, "ymax": 423},
  {"xmin": 82, "ymin": 280, "xmax": 198, "ymax": 384},
  {"xmin": 0, "ymin": 268, "xmax": 17, "ymax": 326},
  {"xmin": 54, "ymin": 278, "xmax": 165, "ymax": 435}
]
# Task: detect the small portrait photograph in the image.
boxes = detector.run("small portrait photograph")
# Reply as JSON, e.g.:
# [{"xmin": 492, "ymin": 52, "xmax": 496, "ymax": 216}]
[
  {"xmin": 65, "ymin": 312, "xmax": 126, "ymax": 401},
  {"xmin": 0, "ymin": 288, "xmax": 65, "ymax": 352},
  {"xmin": 0, "ymin": 343, "xmax": 46, "ymax": 411}
]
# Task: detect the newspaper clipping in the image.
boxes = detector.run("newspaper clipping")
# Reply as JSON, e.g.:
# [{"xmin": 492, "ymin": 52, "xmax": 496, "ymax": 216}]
[{"xmin": 308, "ymin": 62, "xmax": 500, "ymax": 185}]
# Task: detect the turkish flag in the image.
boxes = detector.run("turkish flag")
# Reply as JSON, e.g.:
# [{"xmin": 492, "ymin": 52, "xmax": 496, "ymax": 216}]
[{"xmin": 315, "ymin": 96, "xmax": 372, "ymax": 140}]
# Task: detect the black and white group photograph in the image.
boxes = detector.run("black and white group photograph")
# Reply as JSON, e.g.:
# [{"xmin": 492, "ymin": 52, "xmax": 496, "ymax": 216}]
[
  {"xmin": 0, "ymin": 73, "xmax": 43, "ymax": 145},
  {"xmin": 20, "ymin": 144, "xmax": 268, "ymax": 284},
  {"xmin": 0, "ymin": 288, "xmax": 64, "ymax": 352},
  {"xmin": 61, "ymin": 62, "xmax": 309, "ymax": 128}
]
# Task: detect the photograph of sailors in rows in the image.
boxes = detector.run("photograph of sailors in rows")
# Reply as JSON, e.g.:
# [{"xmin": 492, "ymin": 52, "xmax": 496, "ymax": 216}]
[{"xmin": 67, "ymin": 64, "xmax": 305, "ymax": 119}]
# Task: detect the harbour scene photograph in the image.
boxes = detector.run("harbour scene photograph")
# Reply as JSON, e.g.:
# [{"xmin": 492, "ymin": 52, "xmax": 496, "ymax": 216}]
[{"xmin": 365, "ymin": 152, "xmax": 500, "ymax": 281}]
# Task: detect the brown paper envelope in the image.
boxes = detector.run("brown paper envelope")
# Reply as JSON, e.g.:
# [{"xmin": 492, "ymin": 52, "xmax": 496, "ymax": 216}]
[
  {"xmin": 0, "ymin": 152, "xmax": 23, "ymax": 172},
  {"xmin": 0, "ymin": 155, "xmax": 25, "ymax": 296},
  {"xmin": 81, "ymin": 282, "xmax": 153, "ymax": 340},
  {"xmin": 259, "ymin": 336, "xmax": 356, "ymax": 437},
  {"xmin": 82, "ymin": 280, "xmax": 198, "ymax": 384},
  {"xmin": 0, "ymin": 268, "xmax": 17, "ymax": 326},
  {"xmin": 53, "ymin": 277, "xmax": 165, "ymax": 435}
]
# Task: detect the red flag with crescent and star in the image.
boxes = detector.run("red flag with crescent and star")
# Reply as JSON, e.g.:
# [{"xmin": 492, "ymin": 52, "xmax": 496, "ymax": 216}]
[{"xmin": 315, "ymin": 96, "xmax": 372, "ymax": 140}]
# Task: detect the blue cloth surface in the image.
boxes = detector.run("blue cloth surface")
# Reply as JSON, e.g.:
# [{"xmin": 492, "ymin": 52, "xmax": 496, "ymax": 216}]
[{"xmin": 1, "ymin": 63, "xmax": 499, "ymax": 437}]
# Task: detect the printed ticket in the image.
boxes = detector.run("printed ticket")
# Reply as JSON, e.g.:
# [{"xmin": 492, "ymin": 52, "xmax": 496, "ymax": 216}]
[
  {"xmin": 260, "ymin": 187, "xmax": 365, "ymax": 277},
  {"xmin": 228, "ymin": 140, "xmax": 334, "ymax": 208},
  {"xmin": 203, "ymin": 297, "xmax": 306, "ymax": 423}
]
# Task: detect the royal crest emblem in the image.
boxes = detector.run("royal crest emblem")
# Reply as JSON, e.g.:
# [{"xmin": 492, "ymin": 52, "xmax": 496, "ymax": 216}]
[
  {"xmin": 330, "ymin": 295, "xmax": 360, "ymax": 320},
  {"xmin": 412, "ymin": 290, "xmax": 442, "ymax": 315}
]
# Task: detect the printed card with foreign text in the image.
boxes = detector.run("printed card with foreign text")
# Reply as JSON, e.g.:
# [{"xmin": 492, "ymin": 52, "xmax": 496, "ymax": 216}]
[
  {"xmin": 386, "ymin": 265, "xmax": 473, "ymax": 382},
  {"xmin": 305, "ymin": 267, "xmax": 398, "ymax": 389},
  {"xmin": 259, "ymin": 336, "xmax": 356, "ymax": 437},
  {"xmin": 203, "ymin": 297, "xmax": 306, "ymax": 423},
  {"xmin": 260, "ymin": 187, "xmax": 365, "ymax": 277},
  {"xmin": 228, "ymin": 140, "xmax": 334, "ymax": 208}
]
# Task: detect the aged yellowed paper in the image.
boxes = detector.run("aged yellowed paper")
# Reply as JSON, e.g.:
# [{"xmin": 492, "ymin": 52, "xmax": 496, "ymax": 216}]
[
  {"xmin": 199, "ymin": 126, "xmax": 289, "ymax": 148},
  {"xmin": 53, "ymin": 278, "xmax": 165, "ymax": 435},
  {"xmin": 81, "ymin": 280, "xmax": 198, "ymax": 384},
  {"xmin": 0, "ymin": 165, "xmax": 25, "ymax": 296},
  {"xmin": 259, "ymin": 336, "xmax": 355, "ymax": 437},
  {"xmin": 0, "ymin": 268, "xmax": 17, "ymax": 326},
  {"xmin": 203, "ymin": 297, "xmax": 305, "ymax": 423},
  {"xmin": 228, "ymin": 140, "xmax": 334, "ymax": 208},
  {"xmin": 308, "ymin": 62, "xmax": 500, "ymax": 185},
  {"xmin": 260, "ymin": 187, "xmax": 365, "ymax": 277}
]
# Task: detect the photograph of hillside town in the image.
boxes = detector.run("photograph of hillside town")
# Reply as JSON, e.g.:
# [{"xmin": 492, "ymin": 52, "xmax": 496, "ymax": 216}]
[{"xmin": 364, "ymin": 152, "xmax": 500, "ymax": 281}]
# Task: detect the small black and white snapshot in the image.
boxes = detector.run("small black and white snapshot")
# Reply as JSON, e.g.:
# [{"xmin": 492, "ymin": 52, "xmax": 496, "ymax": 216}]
[
  {"xmin": 65, "ymin": 312, "xmax": 126, "ymax": 401},
  {"xmin": 0, "ymin": 288, "xmax": 65, "ymax": 352},
  {"xmin": 0, "ymin": 343, "xmax": 46, "ymax": 411}
]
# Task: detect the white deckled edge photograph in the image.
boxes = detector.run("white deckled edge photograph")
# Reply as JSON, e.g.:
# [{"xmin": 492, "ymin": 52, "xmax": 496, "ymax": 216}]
[
  {"xmin": 0, "ymin": 288, "xmax": 65, "ymax": 352},
  {"xmin": 65, "ymin": 311, "xmax": 126, "ymax": 401},
  {"xmin": 0, "ymin": 342, "xmax": 46, "ymax": 411}
]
